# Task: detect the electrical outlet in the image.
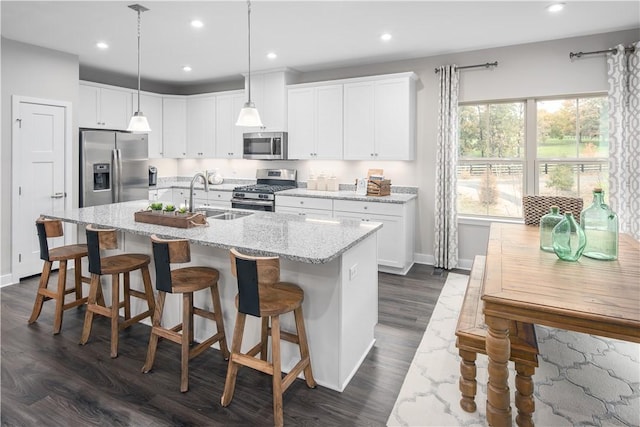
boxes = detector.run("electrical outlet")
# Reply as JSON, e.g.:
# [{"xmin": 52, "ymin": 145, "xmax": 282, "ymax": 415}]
[{"xmin": 349, "ymin": 264, "xmax": 358, "ymax": 280}]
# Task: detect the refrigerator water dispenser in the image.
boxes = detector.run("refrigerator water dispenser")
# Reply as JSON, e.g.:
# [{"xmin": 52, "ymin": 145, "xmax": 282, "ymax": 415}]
[{"xmin": 93, "ymin": 163, "xmax": 111, "ymax": 191}]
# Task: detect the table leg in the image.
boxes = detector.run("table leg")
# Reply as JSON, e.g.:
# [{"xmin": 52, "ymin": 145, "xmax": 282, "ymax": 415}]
[
  {"xmin": 515, "ymin": 363, "xmax": 535, "ymax": 427},
  {"xmin": 485, "ymin": 314, "xmax": 512, "ymax": 427}
]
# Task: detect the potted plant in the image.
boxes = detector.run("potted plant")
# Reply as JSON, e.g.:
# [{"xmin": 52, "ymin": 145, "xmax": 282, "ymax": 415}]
[
  {"xmin": 163, "ymin": 203, "xmax": 176, "ymax": 214},
  {"xmin": 150, "ymin": 202, "xmax": 163, "ymax": 214},
  {"xmin": 176, "ymin": 205, "xmax": 189, "ymax": 217}
]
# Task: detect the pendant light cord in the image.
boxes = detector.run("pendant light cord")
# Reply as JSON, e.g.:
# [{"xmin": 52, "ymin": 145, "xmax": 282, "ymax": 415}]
[
  {"xmin": 136, "ymin": 8, "xmax": 142, "ymax": 113},
  {"xmin": 247, "ymin": 0, "xmax": 252, "ymax": 104}
]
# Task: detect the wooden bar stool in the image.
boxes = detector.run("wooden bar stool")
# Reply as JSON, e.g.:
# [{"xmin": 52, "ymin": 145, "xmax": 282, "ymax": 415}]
[
  {"xmin": 28, "ymin": 217, "xmax": 91, "ymax": 334},
  {"xmin": 80, "ymin": 224, "xmax": 155, "ymax": 358},
  {"xmin": 221, "ymin": 248, "xmax": 316, "ymax": 427},
  {"xmin": 142, "ymin": 235, "xmax": 229, "ymax": 392}
]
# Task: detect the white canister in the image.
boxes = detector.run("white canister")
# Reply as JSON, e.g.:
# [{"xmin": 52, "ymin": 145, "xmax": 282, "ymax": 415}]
[
  {"xmin": 307, "ymin": 178, "xmax": 317, "ymax": 190},
  {"xmin": 327, "ymin": 176, "xmax": 339, "ymax": 192},
  {"xmin": 316, "ymin": 174, "xmax": 327, "ymax": 191}
]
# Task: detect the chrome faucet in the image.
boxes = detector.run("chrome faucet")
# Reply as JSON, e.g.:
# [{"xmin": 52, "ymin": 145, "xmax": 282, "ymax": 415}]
[{"xmin": 189, "ymin": 170, "xmax": 209, "ymax": 212}]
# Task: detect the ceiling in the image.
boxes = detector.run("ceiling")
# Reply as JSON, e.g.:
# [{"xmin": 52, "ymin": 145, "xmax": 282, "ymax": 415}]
[{"xmin": 2, "ymin": 1, "xmax": 639, "ymax": 87}]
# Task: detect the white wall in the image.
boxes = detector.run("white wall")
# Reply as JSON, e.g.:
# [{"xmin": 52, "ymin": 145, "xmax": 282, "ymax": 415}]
[{"xmin": 0, "ymin": 38, "xmax": 79, "ymax": 283}]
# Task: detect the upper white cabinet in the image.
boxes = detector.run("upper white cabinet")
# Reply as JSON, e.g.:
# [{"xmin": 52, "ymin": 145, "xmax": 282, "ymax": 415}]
[
  {"xmin": 79, "ymin": 82, "xmax": 132, "ymax": 130},
  {"xmin": 134, "ymin": 92, "xmax": 163, "ymax": 158},
  {"xmin": 215, "ymin": 91, "xmax": 245, "ymax": 159},
  {"xmin": 287, "ymin": 84, "xmax": 343, "ymax": 160},
  {"xmin": 343, "ymin": 73, "xmax": 416, "ymax": 160},
  {"xmin": 162, "ymin": 96, "xmax": 187, "ymax": 158},
  {"xmin": 187, "ymin": 95, "xmax": 216, "ymax": 158},
  {"xmin": 243, "ymin": 70, "xmax": 296, "ymax": 132}
]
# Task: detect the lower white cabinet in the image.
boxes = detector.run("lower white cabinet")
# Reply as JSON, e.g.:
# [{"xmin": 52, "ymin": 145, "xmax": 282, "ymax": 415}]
[
  {"xmin": 276, "ymin": 196, "xmax": 334, "ymax": 219},
  {"xmin": 149, "ymin": 188, "xmax": 174, "ymax": 204},
  {"xmin": 207, "ymin": 191, "xmax": 232, "ymax": 208},
  {"xmin": 333, "ymin": 199, "xmax": 415, "ymax": 274},
  {"xmin": 186, "ymin": 189, "xmax": 232, "ymax": 209}
]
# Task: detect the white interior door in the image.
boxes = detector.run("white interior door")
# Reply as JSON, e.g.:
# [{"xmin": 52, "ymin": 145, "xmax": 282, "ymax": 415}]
[{"xmin": 12, "ymin": 98, "xmax": 69, "ymax": 280}]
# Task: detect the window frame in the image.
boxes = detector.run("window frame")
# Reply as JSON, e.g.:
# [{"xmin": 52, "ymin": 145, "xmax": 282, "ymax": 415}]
[{"xmin": 457, "ymin": 92, "xmax": 608, "ymax": 221}]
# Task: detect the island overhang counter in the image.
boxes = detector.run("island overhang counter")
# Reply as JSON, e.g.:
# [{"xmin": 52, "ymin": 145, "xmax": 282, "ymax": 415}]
[{"xmin": 44, "ymin": 200, "xmax": 382, "ymax": 392}]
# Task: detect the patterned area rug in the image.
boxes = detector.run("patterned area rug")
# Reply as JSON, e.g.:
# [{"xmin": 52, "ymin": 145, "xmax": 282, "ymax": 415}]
[{"xmin": 387, "ymin": 273, "xmax": 640, "ymax": 427}]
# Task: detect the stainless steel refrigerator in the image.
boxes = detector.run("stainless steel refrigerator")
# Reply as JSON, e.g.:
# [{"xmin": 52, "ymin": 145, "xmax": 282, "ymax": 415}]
[{"xmin": 80, "ymin": 130, "xmax": 149, "ymax": 207}]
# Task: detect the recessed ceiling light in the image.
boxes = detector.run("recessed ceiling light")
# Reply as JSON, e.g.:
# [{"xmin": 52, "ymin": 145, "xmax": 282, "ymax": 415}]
[
  {"xmin": 380, "ymin": 33, "xmax": 392, "ymax": 42},
  {"xmin": 546, "ymin": 3, "xmax": 565, "ymax": 13},
  {"xmin": 267, "ymin": 52, "xmax": 277, "ymax": 60},
  {"xmin": 191, "ymin": 19, "xmax": 204, "ymax": 28},
  {"xmin": 96, "ymin": 41, "xmax": 109, "ymax": 49},
  {"xmin": 183, "ymin": 65, "xmax": 192, "ymax": 72}
]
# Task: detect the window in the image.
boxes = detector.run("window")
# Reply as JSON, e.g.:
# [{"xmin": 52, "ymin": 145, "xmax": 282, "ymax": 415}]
[{"xmin": 457, "ymin": 95, "xmax": 608, "ymax": 219}]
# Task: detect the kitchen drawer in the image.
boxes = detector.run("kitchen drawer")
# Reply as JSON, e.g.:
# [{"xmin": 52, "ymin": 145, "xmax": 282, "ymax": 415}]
[
  {"xmin": 333, "ymin": 199, "xmax": 403, "ymax": 216},
  {"xmin": 277, "ymin": 195, "xmax": 333, "ymax": 211},
  {"xmin": 208, "ymin": 191, "xmax": 232, "ymax": 203},
  {"xmin": 277, "ymin": 206, "xmax": 333, "ymax": 219}
]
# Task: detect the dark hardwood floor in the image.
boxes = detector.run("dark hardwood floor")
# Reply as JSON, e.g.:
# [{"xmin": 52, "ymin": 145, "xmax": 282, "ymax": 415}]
[{"xmin": 1, "ymin": 264, "xmax": 456, "ymax": 426}]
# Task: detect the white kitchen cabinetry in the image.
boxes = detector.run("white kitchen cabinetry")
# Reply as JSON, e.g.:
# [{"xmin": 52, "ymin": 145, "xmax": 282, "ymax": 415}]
[
  {"xmin": 149, "ymin": 188, "xmax": 172, "ymax": 203},
  {"xmin": 187, "ymin": 96, "xmax": 216, "ymax": 158},
  {"xmin": 287, "ymin": 84, "xmax": 343, "ymax": 160},
  {"xmin": 243, "ymin": 71, "xmax": 296, "ymax": 132},
  {"xmin": 207, "ymin": 191, "xmax": 232, "ymax": 208},
  {"xmin": 162, "ymin": 96, "xmax": 187, "ymax": 158},
  {"xmin": 134, "ymin": 92, "xmax": 163, "ymax": 158},
  {"xmin": 79, "ymin": 82, "xmax": 132, "ymax": 130},
  {"xmin": 172, "ymin": 188, "xmax": 189, "ymax": 207},
  {"xmin": 343, "ymin": 73, "xmax": 416, "ymax": 160},
  {"xmin": 276, "ymin": 196, "xmax": 334, "ymax": 219},
  {"xmin": 185, "ymin": 189, "xmax": 232, "ymax": 209},
  {"xmin": 215, "ymin": 91, "xmax": 245, "ymax": 159},
  {"xmin": 333, "ymin": 199, "xmax": 415, "ymax": 274}
]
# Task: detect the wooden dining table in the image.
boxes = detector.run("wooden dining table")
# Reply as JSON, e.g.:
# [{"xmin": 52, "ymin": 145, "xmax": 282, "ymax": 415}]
[{"xmin": 481, "ymin": 222, "xmax": 640, "ymax": 427}]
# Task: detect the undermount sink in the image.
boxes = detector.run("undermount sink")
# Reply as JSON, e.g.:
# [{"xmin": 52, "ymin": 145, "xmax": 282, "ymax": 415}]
[{"xmin": 201, "ymin": 208, "xmax": 253, "ymax": 220}]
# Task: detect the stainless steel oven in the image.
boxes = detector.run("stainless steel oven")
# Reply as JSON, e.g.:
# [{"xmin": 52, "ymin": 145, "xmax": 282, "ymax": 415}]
[
  {"xmin": 231, "ymin": 197, "xmax": 275, "ymax": 212},
  {"xmin": 231, "ymin": 169, "xmax": 296, "ymax": 211}
]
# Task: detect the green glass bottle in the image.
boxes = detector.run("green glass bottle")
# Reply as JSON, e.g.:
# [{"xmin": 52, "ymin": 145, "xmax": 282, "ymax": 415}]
[
  {"xmin": 540, "ymin": 206, "xmax": 563, "ymax": 252},
  {"xmin": 580, "ymin": 188, "xmax": 618, "ymax": 260},
  {"xmin": 552, "ymin": 212, "xmax": 586, "ymax": 262}
]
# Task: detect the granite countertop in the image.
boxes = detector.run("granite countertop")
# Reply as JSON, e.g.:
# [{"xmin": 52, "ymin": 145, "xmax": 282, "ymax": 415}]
[
  {"xmin": 276, "ymin": 188, "xmax": 417, "ymax": 204},
  {"xmin": 44, "ymin": 201, "xmax": 381, "ymax": 264}
]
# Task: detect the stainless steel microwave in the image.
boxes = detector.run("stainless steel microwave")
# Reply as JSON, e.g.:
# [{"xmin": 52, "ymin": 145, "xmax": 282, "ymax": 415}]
[{"xmin": 242, "ymin": 132, "xmax": 288, "ymax": 160}]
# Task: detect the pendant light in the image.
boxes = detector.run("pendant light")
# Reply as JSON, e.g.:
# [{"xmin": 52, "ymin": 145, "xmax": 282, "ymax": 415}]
[
  {"xmin": 127, "ymin": 4, "xmax": 151, "ymax": 132},
  {"xmin": 236, "ymin": 0, "xmax": 263, "ymax": 127}
]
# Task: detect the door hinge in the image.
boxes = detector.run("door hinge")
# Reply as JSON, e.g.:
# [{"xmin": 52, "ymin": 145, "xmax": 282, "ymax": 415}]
[{"xmin": 16, "ymin": 118, "xmax": 22, "ymax": 128}]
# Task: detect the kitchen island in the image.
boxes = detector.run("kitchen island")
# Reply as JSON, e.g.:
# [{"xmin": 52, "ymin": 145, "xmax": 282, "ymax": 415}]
[{"xmin": 44, "ymin": 200, "xmax": 381, "ymax": 392}]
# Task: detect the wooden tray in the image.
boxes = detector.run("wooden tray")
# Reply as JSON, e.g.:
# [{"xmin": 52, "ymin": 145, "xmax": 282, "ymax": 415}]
[{"xmin": 134, "ymin": 210, "xmax": 208, "ymax": 228}]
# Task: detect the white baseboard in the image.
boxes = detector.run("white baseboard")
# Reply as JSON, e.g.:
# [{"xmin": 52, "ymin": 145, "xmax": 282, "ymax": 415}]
[{"xmin": 1, "ymin": 274, "xmax": 17, "ymax": 288}]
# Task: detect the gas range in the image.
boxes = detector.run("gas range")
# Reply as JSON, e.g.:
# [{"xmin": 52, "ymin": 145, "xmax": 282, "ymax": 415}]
[{"xmin": 231, "ymin": 169, "xmax": 297, "ymax": 210}]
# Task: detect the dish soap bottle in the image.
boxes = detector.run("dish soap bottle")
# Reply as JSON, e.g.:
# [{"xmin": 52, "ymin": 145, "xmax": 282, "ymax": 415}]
[
  {"xmin": 539, "ymin": 205, "xmax": 563, "ymax": 252},
  {"xmin": 552, "ymin": 212, "xmax": 586, "ymax": 262},
  {"xmin": 580, "ymin": 188, "xmax": 618, "ymax": 260}
]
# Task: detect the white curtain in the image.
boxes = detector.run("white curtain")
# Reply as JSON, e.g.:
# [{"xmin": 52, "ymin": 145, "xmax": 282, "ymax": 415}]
[
  {"xmin": 433, "ymin": 65, "xmax": 459, "ymax": 269},
  {"xmin": 607, "ymin": 42, "xmax": 640, "ymax": 240}
]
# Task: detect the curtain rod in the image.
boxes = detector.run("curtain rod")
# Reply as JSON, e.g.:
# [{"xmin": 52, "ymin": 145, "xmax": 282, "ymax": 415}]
[
  {"xmin": 569, "ymin": 46, "xmax": 635, "ymax": 59},
  {"xmin": 434, "ymin": 61, "xmax": 498, "ymax": 74}
]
